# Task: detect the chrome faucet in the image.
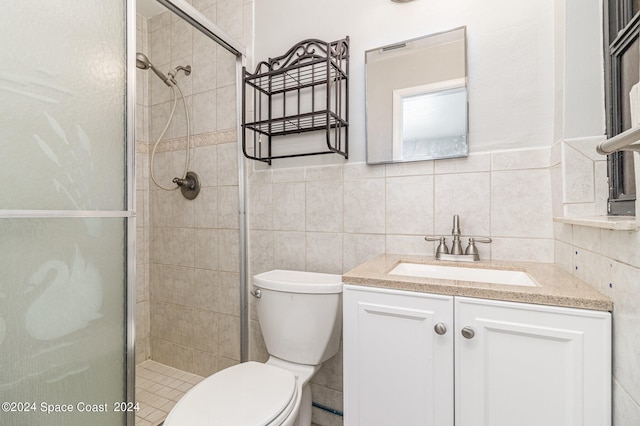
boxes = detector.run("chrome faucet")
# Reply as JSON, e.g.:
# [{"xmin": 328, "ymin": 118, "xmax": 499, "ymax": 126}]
[{"xmin": 425, "ymin": 214, "xmax": 492, "ymax": 262}]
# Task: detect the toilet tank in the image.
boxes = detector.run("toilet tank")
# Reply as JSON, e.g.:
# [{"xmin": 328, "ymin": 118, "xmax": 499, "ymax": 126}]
[{"xmin": 253, "ymin": 270, "xmax": 343, "ymax": 366}]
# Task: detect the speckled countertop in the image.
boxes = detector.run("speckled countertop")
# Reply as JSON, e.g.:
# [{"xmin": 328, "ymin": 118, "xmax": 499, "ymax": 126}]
[{"xmin": 342, "ymin": 254, "xmax": 613, "ymax": 312}]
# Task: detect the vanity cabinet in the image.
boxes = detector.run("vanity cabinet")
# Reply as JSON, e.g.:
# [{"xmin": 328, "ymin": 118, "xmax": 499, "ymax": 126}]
[{"xmin": 343, "ymin": 285, "xmax": 611, "ymax": 426}]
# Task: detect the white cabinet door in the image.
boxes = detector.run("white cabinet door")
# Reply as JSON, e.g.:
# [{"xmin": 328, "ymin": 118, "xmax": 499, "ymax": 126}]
[
  {"xmin": 455, "ymin": 297, "xmax": 611, "ymax": 426},
  {"xmin": 344, "ymin": 285, "xmax": 454, "ymax": 426}
]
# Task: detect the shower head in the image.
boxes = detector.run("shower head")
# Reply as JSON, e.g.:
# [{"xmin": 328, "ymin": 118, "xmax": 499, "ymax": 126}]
[
  {"xmin": 136, "ymin": 52, "xmax": 172, "ymax": 87},
  {"xmin": 135, "ymin": 52, "xmax": 151, "ymax": 70}
]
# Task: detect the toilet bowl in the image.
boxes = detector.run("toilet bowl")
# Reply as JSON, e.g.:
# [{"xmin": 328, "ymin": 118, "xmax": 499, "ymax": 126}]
[{"xmin": 163, "ymin": 270, "xmax": 343, "ymax": 426}]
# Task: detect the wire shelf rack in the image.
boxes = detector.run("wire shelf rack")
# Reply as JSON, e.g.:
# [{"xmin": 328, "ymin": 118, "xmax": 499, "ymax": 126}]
[{"xmin": 242, "ymin": 37, "xmax": 349, "ymax": 164}]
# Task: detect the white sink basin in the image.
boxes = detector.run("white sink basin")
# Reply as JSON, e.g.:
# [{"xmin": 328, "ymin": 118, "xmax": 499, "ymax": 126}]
[{"xmin": 388, "ymin": 263, "xmax": 537, "ymax": 287}]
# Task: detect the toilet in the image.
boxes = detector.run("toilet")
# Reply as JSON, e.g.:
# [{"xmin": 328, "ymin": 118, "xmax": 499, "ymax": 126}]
[{"xmin": 163, "ymin": 270, "xmax": 343, "ymax": 426}]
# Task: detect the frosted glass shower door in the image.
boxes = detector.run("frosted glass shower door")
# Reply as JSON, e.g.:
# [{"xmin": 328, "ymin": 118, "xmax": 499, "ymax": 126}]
[{"xmin": 0, "ymin": 1, "xmax": 134, "ymax": 426}]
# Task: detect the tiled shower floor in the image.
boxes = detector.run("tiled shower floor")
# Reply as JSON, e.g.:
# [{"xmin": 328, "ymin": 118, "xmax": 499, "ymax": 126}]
[{"xmin": 135, "ymin": 360, "xmax": 203, "ymax": 426}]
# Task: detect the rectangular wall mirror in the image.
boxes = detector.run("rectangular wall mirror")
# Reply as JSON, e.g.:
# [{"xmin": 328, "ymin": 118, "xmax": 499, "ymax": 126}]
[{"xmin": 365, "ymin": 27, "xmax": 468, "ymax": 164}]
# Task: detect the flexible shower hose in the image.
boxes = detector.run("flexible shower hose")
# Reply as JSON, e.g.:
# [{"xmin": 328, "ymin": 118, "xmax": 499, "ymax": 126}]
[{"xmin": 150, "ymin": 80, "xmax": 191, "ymax": 191}]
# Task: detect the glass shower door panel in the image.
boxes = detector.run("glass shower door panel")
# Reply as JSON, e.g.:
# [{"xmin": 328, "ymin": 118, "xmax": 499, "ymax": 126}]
[
  {"xmin": 0, "ymin": 218, "xmax": 127, "ymax": 426},
  {"xmin": 0, "ymin": 0, "xmax": 126, "ymax": 211}
]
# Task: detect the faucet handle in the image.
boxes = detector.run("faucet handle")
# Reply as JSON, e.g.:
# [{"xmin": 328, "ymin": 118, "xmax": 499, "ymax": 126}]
[
  {"xmin": 464, "ymin": 237, "xmax": 492, "ymax": 260},
  {"xmin": 468, "ymin": 236, "xmax": 492, "ymax": 244},
  {"xmin": 425, "ymin": 236, "xmax": 449, "ymax": 255}
]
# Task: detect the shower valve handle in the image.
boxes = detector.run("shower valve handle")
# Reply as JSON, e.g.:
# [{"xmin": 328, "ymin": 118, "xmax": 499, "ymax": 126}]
[{"xmin": 173, "ymin": 177, "xmax": 195, "ymax": 189}]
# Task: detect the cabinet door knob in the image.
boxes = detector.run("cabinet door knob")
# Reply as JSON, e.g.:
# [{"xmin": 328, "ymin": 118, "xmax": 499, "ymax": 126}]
[
  {"xmin": 434, "ymin": 322, "xmax": 448, "ymax": 335},
  {"xmin": 461, "ymin": 326, "xmax": 475, "ymax": 339}
]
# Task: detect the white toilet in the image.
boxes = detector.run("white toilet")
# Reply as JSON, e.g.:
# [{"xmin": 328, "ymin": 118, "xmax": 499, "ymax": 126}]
[{"xmin": 163, "ymin": 269, "xmax": 343, "ymax": 426}]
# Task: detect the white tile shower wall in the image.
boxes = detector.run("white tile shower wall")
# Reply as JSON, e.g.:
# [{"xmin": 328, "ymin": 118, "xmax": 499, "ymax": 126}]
[
  {"xmin": 142, "ymin": 0, "xmax": 254, "ymax": 378},
  {"xmin": 555, "ymin": 223, "xmax": 640, "ymax": 421},
  {"xmin": 246, "ymin": 146, "xmax": 554, "ymax": 424},
  {"xmin": 148, "ymin": 134, "xmax": 242, "ymax": 376}
]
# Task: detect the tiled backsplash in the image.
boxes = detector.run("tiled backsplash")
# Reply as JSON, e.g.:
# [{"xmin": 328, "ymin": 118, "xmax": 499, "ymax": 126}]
[{"xmin": 248, "ymin": 147, "xmax": 554, "ymax": 276}]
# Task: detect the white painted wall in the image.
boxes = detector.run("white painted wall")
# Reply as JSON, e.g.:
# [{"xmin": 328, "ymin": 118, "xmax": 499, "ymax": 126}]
[
  {"xmin": 254, "ymin": 0, "xmax": 556, "ymax": 163},
  {"xmin": 560, "ymin": 0, "xmax": 606, "ymax": 140}
]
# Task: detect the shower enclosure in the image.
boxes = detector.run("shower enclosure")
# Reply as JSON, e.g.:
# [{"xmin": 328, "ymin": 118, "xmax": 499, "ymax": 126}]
[
  {"xmin": 0, "ymin": 0, "xmax": 135, "ymax": 425},
  {"xmin": 1, "ymin": 0, "xmax": 247, "ymax": 424}
]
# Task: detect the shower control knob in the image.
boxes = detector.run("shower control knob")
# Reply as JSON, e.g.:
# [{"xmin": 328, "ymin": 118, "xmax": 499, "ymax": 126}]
[
  {"xmin": 461, "ymin": 326, "xmax": 475, "ymax": 339},
  {"xmin": 434, "ymin": 323, "xmax": 448, "ymax": 335}
]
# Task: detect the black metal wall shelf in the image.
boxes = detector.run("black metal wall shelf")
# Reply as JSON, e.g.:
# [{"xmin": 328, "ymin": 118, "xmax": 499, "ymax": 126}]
[{"xmin": 242, "ymin": 37, "xmax": 349, "ymax": 165}]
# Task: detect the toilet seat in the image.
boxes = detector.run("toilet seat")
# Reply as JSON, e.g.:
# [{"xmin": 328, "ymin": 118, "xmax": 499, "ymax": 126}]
[{"xmin": 163, "ymin": 362, "xmax": 298, "ymax": 426}]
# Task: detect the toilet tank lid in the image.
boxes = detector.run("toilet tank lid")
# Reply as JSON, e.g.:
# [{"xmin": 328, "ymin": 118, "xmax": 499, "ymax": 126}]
[{"xmin": 253, "ymin": 270, "xmax": 343, "ymax": 294}]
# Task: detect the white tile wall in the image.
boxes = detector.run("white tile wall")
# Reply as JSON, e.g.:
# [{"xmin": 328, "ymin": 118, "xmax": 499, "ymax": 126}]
[{"xmin": 555, "ymin": 223, "xmax": 640, "ymax": 422}]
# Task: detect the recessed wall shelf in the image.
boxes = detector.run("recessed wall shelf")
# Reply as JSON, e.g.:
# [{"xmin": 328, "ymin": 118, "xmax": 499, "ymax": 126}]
[
  {"xmin": 554, "ymin": 215, "xmax": 639, "ymax": 231},
  {"xmin": 242, "ymin": 37, "xmax": 349, "ymax": 165}
]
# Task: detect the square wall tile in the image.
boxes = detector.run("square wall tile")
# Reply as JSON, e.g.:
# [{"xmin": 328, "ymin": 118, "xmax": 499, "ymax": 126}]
[
  {"xmin": 343, "ymin": 234, "xmax": 385, "ymax": 273},
  {"xmin": 273, "ymin": 182, "xmax": 305, "ymax": 231},
  {"xmin": 613, "ymin": 380, "xmax": 640, "ymax": 425},
  {"xmin": 434, "ymin": 172, "xmax": 490, "ymax": 238},
  {"xmin": 192, "ymin": 90, "xmax": 217, "ymax": 135},
  {"xmin": 193, "ymin": 309, "xmax": 218, "ymax": 354},
  {"xmin": 306, "ymin": 180, "xmax": 343, "ymax": 233},
  {"xmin": 434, "ymin": 152, "xmax": 490, "ymax": 174},
  {"xmin": 193, "ymin": 269, "xmax": 219, "ymax": 312},
  {"xmin": 385, "ymin": 234, "xmax": 434, "ymax": 256},
  {"xmin": 248, "ymin": 183, "xmax": 273, "ymax": 230},
  {"xmin": 194, "ymin": 186, "xmax": 218, "ymax": 229},
  {"xmin": 192, "ymin": 32, "xmax": 217, "ymax": 95},
  {"xmin": 491, "ymin": 169, "xmax": 553, "ymax": 238},
  {"xmin": 490, "ymin": 237, "xmax": 554, "ymax": 263},
  {"xmin": 218, "ymin": 229, "xmax": 240, "ymax": 272},
  {"xmin": 249, "ymin": 229, "xmax": 274, "ymax": 275},
  {"xmin": 217, "ymin": 142, "xmax": 239, "ymax": 186},
  {"xmin": 491, "ymin": 147, "xmax": 550, "ymax": 170},
  {"xmin": 563, "ymin": 144, "xmax": 595, "ymax": 203},
  {"xmin": 273, "ymin": 231, "xmax": 306, "ymax": 271},
  {"xmin": 194, "ymin": 228, "xmax": 218, "ymax": 270},
  {"xmin": 216, "ymin": 85, "xmax": 237, "ymax": 130},
  {"xmin": 386, "ymin": 175, "xmax": 434, "ymax": 235},
  {"xmin": 344, "ymin": 178, "xmax": 385, "ymax": 234},
  {"xmin": 305, "ymin": 232, "xmax": 343, "ymax": 274},
  {"xmin": 385, "ymin": 160, "xmax": 434, "ymax": 177},
  {"xmin": 217, "ymin": 185, "xmax": 240, "ymax": 229},
  {"xmin": 218, "ymin": 314, "xmax": 241, "ymax": 361}
]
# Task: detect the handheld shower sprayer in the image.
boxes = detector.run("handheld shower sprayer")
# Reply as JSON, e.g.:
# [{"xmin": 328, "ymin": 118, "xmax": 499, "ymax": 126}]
[
  {"xmin": 136, "ymin": 53, "xmax": 192, "ymax": 86},
  {"xmin": 136, "ymin": 52, "xmax": 172, "ymax": 87},
  {"xmin": 136, "ymin": 52, "xmax": 199, "ymax": 199}
]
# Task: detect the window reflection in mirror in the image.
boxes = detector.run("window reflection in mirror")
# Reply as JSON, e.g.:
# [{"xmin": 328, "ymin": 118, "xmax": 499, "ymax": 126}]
[{"xmin": 365, "ymin": 27, "xmax": 468, "ymax": 164}]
